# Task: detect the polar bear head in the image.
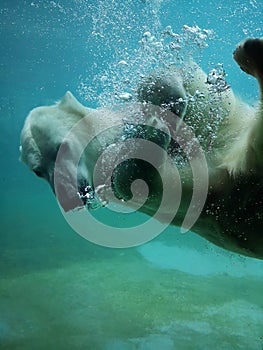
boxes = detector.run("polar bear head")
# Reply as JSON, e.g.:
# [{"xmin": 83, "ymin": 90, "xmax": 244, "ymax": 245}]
[
  {"xmin": 20, "ymin": 91, "xmax": 172, "ymax": 212},
  {"xmin": 20, "ymin": 92, "xmax": 94, "ymax": 211}
]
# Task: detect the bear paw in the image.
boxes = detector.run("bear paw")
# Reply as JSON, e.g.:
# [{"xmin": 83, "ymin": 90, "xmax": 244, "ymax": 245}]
[{"xmin": 233, "ymin": 38, "xmax": 263, "ymax": 78}]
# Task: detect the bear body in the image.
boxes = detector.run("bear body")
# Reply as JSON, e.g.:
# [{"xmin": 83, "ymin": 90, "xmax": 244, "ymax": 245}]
[{"xmin": 20, "ymin": 38, "xmax": 263, "ymax": 259}]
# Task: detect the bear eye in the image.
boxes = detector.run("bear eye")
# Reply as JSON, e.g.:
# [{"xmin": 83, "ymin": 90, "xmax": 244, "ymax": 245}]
[{"xmin": 33, "ymin": 169, "xmax": 43, "ymax": 177}]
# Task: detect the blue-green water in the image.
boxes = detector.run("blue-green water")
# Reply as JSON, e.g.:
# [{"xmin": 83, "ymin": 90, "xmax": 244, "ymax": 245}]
[{"xmin": 1, "ymin": 1, "xmax": 263, "ymax": 349}]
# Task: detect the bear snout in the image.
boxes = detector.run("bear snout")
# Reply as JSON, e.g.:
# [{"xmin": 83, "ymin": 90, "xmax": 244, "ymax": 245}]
[{"xmin": 55, "ymin": 182, "xmax": 83, "ymax": 212}]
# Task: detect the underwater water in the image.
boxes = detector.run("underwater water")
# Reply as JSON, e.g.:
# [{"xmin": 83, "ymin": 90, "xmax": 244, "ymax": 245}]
[{"xmin": 1, "ymin": 0, "xmax": 263, "ymax": 349}]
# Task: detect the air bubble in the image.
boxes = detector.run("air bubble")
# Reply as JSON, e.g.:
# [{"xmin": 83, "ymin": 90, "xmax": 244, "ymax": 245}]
[
  {"xmin": 119, "ymin": 92, "xmax": 133, "ymax": 101},
  {"xmin": 118, "ymin": 60, "xmax": 128, "ymax": 66},
  {"xmin": 100, "ymin": 75, "xmax": 108, "ymax": 82},
  {"xmin": 143, "ymin": 31, "xmax": 152, "ymax": 38}
]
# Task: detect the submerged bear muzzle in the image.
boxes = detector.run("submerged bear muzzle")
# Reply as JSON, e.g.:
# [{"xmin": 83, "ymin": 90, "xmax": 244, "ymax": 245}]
[{"xmin": 54, "ymin": 181, "xmax": 83, "ymax": 212}]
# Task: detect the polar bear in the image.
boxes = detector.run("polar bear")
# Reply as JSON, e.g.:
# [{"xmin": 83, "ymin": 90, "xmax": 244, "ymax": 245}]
[{"xmin": 20, "ymin": 38, "xmax": 263, "ymax": 259}]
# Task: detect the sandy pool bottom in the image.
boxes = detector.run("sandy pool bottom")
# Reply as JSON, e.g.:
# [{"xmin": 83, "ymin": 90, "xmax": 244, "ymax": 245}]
[{"xmin": 1, "ymin": 238, "xmax": 263, "ymax": 350}]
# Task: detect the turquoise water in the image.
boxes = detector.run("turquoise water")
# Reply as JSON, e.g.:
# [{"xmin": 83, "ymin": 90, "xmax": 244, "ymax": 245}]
[{"xmin": 1, "ymin": 0, "xmax": 263, "ymax": 349}]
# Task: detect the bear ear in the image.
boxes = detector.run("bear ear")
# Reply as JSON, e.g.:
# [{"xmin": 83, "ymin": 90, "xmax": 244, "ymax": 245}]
[{"xmin": 58, "ymin": 91, "xmax": 87, "ymax": 116}]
